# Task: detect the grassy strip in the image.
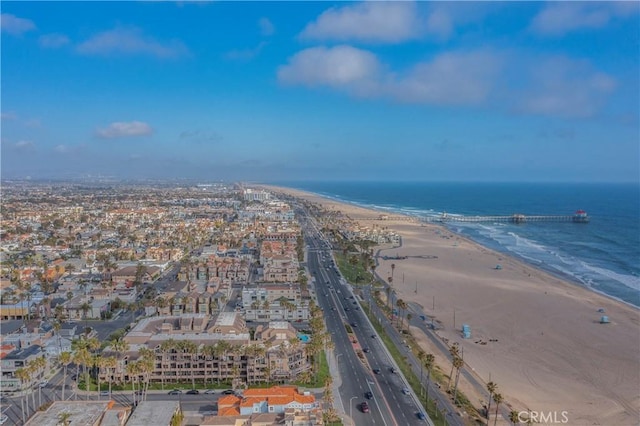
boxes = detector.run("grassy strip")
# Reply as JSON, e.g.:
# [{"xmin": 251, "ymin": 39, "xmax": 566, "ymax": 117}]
[
  {"xmin": 363, "ymin": 304, "xmax": 449, "ymax": 426},
  {"xmin": 334, "ymin": 252, "xmax": 373, "ymax": 286},
  {"xmin": 294, "ymin": 350, "xmax": 329, "ymax": 388}
]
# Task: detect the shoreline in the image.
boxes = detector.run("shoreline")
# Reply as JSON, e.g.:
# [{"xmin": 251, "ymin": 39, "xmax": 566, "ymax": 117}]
[
  {"xmin": 264, "ymin": 184, "xmax": 640, "ymax": 426},
  {"xmin": 282, "ymin": 185, "xmax": 639, "ymax": 310}
]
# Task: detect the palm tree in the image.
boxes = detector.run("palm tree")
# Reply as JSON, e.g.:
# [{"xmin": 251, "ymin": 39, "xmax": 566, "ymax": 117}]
[
  {"xmin": 126, "ymin": 361, "xmax": 140, "ymax": 405},
  {"xmin": 451, "ymin": 355, "xmax": 464, "ymax": 405},
  {"xmin": 103, "ymin": 356, "xmax": 117, "ymax": 397},
  {"xmin": 94, "ymin": 355, "xmax": 104, "ymax": 397},
  {"xmin": 15, "ymin": 367, "xmax": 31, "ymax": 422},
  {"xmin": 111, "ymin": 337, "xmax": 129, "ymax": 380},
  {"xmin": 486, "ymin": 381, "xmax": 497, "ymax": 424},
  {"xmin": 80, "ymin": 301, "xmax": 91, "ymax": 329},
  {"xmin": 322, "ymin": 376, "xmax": 333, "ymax": 410},
  {"xmin": 447, "ymin": 345, "xmax": 460, "ymax": 390},
  {"xmin": 509, "ymin": 410, "xmax": 521, "ymax": 425},
  {"xmin": 138, "ymin": 347, "xmax": 155, "ymax": 400},
  {"xmin": 58, "ymin": 411, "xmax": 72, "ymax": 426},
  {"xmin": 59, "ymin": 351, "xmax": 72, "ymax": 400},
  {"xmin": 493, "ymin": 392, "xmax": 503, "ymax": 426},
  {"xmin": 202, "ymin": 344, "xmax": 216, "ymax": 387},
  {"xmin": 73, "ymin": 347, "xmax": 92, "ymax": 399},
  {"xmin": 417, "ymin": 350, "xmax": 426, "ymax": 397},
  {"xmin": 424, "ymin": 353, "xmax": 435, "ymax": 404}
]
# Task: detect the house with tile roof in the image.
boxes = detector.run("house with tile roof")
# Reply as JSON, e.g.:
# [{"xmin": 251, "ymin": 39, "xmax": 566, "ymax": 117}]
[{"xmin": 217, "ymin": 386, "xmax": 317, "ymax": 416}]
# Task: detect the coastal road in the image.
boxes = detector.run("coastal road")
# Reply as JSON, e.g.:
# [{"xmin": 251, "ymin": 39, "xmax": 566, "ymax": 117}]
[{"xmin": 302, "ymin": 212, "xmax": 431, "ymax": 426}]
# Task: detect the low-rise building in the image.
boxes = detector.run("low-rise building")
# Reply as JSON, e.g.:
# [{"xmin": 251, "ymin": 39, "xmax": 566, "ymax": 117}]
[
  {"xmin": 126, "ymin": 400, "xmax": 181, "ymax": 426},
  {"xmin": 24, "ymin": 400, "xmax": 113, "ymax": 426},
  {"xmin": 0, "ymin": 345, "xmax": 47, "ymax": 392}
]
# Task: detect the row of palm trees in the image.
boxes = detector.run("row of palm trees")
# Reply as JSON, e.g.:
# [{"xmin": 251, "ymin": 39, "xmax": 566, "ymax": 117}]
[
  {"xmin": 97, "ymin": 336, "xmax": 311, "ymax": 392},
  {"xmin": 14, "ymin": 356, "xmax": 47, "ymax": 424}
]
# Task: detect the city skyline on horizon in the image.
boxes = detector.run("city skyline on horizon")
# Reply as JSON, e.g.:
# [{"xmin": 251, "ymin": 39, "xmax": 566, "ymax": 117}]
[{"xmin": 2, "ymin": 1, "xmax": 639, "ymax": 183}]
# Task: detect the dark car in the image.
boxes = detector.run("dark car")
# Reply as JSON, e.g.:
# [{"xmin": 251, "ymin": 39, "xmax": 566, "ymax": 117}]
[
  {"xmin": 222, "ymin": 389, "xmax": 235, "ymax": 395},
  {"xmin": 362, "ymin": 347, "xmax": 370, "ymax": 353},
  {"xmin": 373, "ymin": 368, "xmax": 381, "ymax": 374},
  {"xmin": 361, "ymin": 401, "xmax": 370, "ymax": 413},
  {"xmin": 390, "ymin": 367, "xmax": 397, "ymax": 374},
  {"xmin": 365, "ymin": 391, "xmax": 373, "ymax": 399},
  {"xmin": 417, "ymin": 412, "xmax": 427, "ymax": 420},
  {"xmin": 186, "ymin": 389, "xmax": 199, "ymax": 395}
]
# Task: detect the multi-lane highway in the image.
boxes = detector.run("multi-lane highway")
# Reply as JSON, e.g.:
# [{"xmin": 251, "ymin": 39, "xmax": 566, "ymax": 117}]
[{"xmin": 300, "ymin": 208, "xmax": 431, "ymax": 426}]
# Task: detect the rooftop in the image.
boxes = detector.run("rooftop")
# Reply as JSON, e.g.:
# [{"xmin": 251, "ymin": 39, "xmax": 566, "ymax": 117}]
[
  {"xmin": 126, "ymin": 400, "xmax": 180, "ymax": 426},
  {"xmin": 24, "ymin": 401, "xmax": 112, "ymax": 426}
]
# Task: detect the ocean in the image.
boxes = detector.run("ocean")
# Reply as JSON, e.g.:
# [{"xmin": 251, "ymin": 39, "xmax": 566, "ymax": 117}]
[{"xmin": 278, "ymin": 181, "xmax": 640, "ymax": 308}]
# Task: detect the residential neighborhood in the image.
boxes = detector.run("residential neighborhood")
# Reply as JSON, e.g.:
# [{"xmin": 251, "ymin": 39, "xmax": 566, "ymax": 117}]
[{"xmin": 0, "ymin": 183, "xmax": 328, "ymax": 425}]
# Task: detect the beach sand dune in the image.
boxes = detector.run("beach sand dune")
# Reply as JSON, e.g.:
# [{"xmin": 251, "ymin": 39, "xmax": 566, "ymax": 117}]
[{"xmin": 269, "ymin": 186, "xmax": 640, "ymax": 426}]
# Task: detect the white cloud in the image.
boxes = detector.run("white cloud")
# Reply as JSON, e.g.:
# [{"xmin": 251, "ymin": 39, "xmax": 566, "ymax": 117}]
[
  {"xmin": 77, "ymin": 26, "xmax": 189, "ymax": 59},
  {"xmin": 388, "ymin": 50, "xmax": 502, "ymax": 105},
  {"xmin": 13, "ymin": 140, "xmax": 35, "ymax": 152},
  {"xmin": 96, "ymin": 121, "xmax": 154, "ymax": 139},
  {"xmin": 259, "ymin": 17, "xmax": 275, "ymax": 36},
  {"xmin": 39, "ymin": 33, "xmax": 70, "ymax": 48},
  {"xmin": 530, "ymin": 2, "xmax": 639, "ymax": 36},
  {"xmin": 425, "ymin": 8, "xmax": 454, "ymax": 40},
  {"xmin": 278, "ymin": 46, "xmax": 501, "ymax": 105},
  {"xmin": 54, "ymin": 144, "xmax": 69, "ymax": 153},
  {"xmin": 515, "ymin": 56, "xmax": 616, "ymax": 118},
  {"xmin": 299, "ymin": 2, "xmax": 422, "ymax": 43},
  {"xmin": 1, "ymin": 13, "xmax": 36, "ymax": 36},
  {"xmin": 277, "ymin": 46, "xmax": 382, "ymax": 95},
  {"xmin": 1, "ymin": 112, "xmax": 17, "ymax": 121}
]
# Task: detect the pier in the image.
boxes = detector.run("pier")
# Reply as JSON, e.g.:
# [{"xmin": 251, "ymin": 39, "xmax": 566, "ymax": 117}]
[{"xmin": 425, "ymin": 210, "xmax": 590, "ymax": 224}]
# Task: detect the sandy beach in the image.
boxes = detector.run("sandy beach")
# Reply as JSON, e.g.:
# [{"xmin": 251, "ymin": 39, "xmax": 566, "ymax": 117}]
[{"xmin": 267, "ymin": 185, "xmax": 640, "ymax": 426}]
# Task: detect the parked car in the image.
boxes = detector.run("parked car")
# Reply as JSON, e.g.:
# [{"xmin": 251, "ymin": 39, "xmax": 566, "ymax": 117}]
[
  {"xmin": 100, "ymin": 390, "xmax": 110, "ymax": 396},
  {"xmin": 221, "ymin": 389, "xmax": 235, "ymax": 395},
  {"xmin": 186, "ymin": 389, "xmax": 199, "ymax": 395},
  {"xmin": 204, "ymin": 389, "xmax": 216, "ymax": 394},
  {"xmin": 361, "ymin": 401, "xmax": 370, "ymax": 413},
  {"xmin": 168, "ymin": 390, "xmax": 182, "ymax": 395}
]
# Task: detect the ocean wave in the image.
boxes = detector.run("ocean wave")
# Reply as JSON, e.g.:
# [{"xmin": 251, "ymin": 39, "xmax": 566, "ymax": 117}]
[{"xmin": 581, "ymin": 262, "xmax": 640, "ymax": 291}]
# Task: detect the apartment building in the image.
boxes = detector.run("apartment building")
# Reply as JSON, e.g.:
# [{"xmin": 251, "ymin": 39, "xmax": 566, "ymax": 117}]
[{"xmin": 100, "ymin": 314, "xmax": 309, "ymax": 387}]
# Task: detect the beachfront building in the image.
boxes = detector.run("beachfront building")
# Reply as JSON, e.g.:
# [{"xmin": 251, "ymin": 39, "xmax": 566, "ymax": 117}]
[
  {"xmin": 242, "ymin": 285, "xmax": 309, "ymax": 322},
  {"xmin": 99, "ymin": 313, "xmax": 310, "ymax": 386},
  {"xmin": 243, "ymin": 188, "xmax": 271, "ymax": 202},
  {"xmin": 0, "ymin": 345, "xmax": 47, "ymax": 392},
  {"xmin": 216, "ymin": 385, "xmax": 319, "ymax": 417}
]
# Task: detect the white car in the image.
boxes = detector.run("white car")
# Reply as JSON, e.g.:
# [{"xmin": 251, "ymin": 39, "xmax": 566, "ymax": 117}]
[
  {"xmin": 39, "ymin": 381, "xmax": 48, "ymax": 388},
  {"xmin": 402, "ymin": 388, "xmax": 410, "ymax": 395},
  {"xmin": 0, "ymin": 414, "xmax": 8, "ymax": 424}
]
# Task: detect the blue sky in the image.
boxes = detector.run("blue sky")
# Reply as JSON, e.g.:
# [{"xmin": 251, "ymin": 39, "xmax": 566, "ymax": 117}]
[{"xmin": 2, "ymin": 1, "xmax": 638, "ymax": 182}]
